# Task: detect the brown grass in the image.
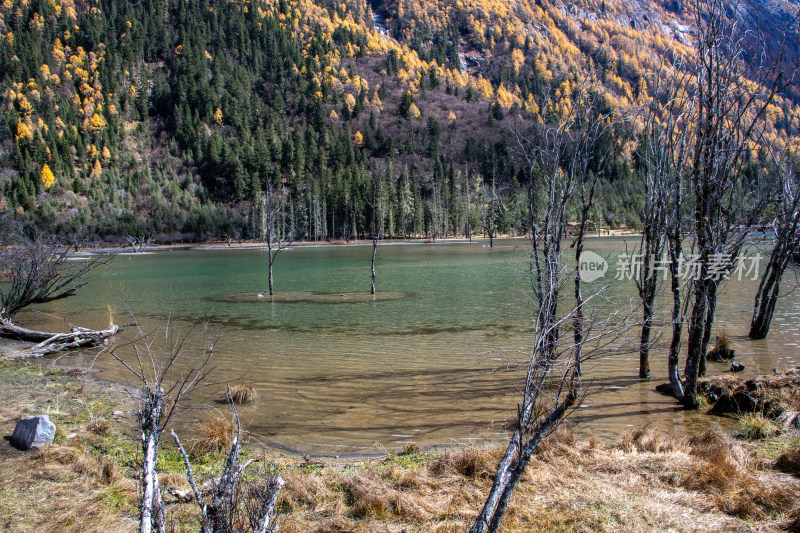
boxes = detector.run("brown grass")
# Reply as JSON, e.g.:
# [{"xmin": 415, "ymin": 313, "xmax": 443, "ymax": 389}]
[
  {"xmin": 88, "ymin": 415, "xmax": 110, "ymax": 435},
  {"xmin": 775, "ymin": 448, "xmax": 800, "ymax": 475},
  {"xmin": 682, "ymin": 427, "xmax": 798, "ymax": 519},
  {"xmin": 714, "ymin": 329, "xmax": 731, "ymax": 351},
  {"xmin": 2, "ymin": 360, "xmax": 800, "ymax": 533},
  {"xmin": 430, "ymin": 446, "xmax": 499, "ymax": 480},
  {"xmin": 616, "ymin": 426, "xmax": 681, "ymax": 454},
  {"xmin": 217, "ymin": 382, "xmax": 259, "ymax": 404},
  {"xmin": 191, "ymin": 413, "xmax": 235, "ymax": 455}
]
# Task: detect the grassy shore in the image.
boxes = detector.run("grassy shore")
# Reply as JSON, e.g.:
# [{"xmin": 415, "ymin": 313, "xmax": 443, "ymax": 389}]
[{"xmin": 0, "ymin": 359, "xmax": 798, "ymax": 532}]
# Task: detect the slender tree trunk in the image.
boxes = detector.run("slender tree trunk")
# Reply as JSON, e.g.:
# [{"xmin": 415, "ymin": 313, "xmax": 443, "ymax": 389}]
[
  {"xmin": 139, "ymin": 395, "xmax": 165, "ymax": 533},
  {"xmin": 470, "ymin": 394, "xmax": 574, "ymax": 533},
  {"xmin": 683, "ymin": 279, "xmax": 709, "ymax": 408},
  {"xmin": 667, "ymin": 229, "xmax": 685, "ymax": 400},
  {"xmin": 640, "ymin": 294, "xmax": 654, "ymax": 378},
  {"xmin": 699, "ymin": 289, "xmax": 716, "ymax": 377},
  {"xmin": 638, "ymin": 247, "xmax": 658, "ymax": 379},
  {"xmin": 268, "ymin": 249, "xmax": 275, "ymax": 296},
  {"xmin": 750, "ymin": 245, "xmax": 789, "ymax": 339},
  {"xmin": 371, "ymin": 237, "xmax": 377, "ymax": 295}
]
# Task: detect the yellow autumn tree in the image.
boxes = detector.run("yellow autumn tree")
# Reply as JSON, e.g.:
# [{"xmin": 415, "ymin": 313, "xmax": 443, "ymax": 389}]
[
  {"xmin": 41, "ymin": 164, "xmax": 55, "ymax": 189},
  {"xmin": 213, "ymin": 107, "xmax": 223, "ymax": 125},
  {"xmin": 407, "ymin": 102, "xmax": 421, "ymax": 120},
  {"xmin": 15, "ymin": 119, "xmax": 32, "ymax": 141},
  {"xmin": 354, "ymin": 130, "xmax": 364, "ymax": 146},
  {"xmin": 89, "ymin": 112, "xmax": 106, "ymax": 132},
  {"xmin": 90, "ymin": 159, "xmax": 102, "ymax": 179}
]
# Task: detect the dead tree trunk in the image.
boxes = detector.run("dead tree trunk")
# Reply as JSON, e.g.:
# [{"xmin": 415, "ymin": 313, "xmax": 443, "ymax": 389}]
[
  {"xmin": 367, "ymin": 172, "xmax": 386, "ymax": 295},
  {"xmin": 750, "ymin": 242, "xmax": 795, "ymax": 338},
  {"xmin": 470, "ymin": 390, "xmax": 577, "ymax": 533},
  {"xmin": 139, "ymin": 389, "xmax": 166, "ymax": 533},
  {"xmin": 370, "ymin": 237, "xmax": 378, "ymax": 295},
  {"xmin": 263, "ymin": 185, "xmax": 291, "ymax": 296},
  {"xmin": 750, "ymin": 161, "xmax": 800, "ymax": 339},
  {"xmin": 0, "ymin": 222, "xmax": 117, "ymax": 358}
]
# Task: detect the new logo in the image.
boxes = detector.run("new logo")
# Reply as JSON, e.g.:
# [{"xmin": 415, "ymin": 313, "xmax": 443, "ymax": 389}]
[{"xmin": 579, "ymin": 251, "xmax": 608, "ymax": 282}]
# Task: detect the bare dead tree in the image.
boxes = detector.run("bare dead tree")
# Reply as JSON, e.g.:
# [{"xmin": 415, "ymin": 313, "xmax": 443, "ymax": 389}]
[
  {"xmin": 100, "ymin": 308, "xmax": 217, "ymax": 533},
  {"xmin": 632, "ymin": 63, "xmax": 689, "ymax": 380},
  {"xmin": 680, "ymin": 0, "xmax": 791, "ymax": 406},
  {"xmin": 656, "ymin": 64, "xmax": 696, "ymax": 401},
  {"xmin": 127, "ymin": 231, "xmax": 153, "ymax": 253},
  {"xmin": 0, "ymin": 220, "xmax": 118, "ymax": 357},
  {"xmin": 470, "ymin": 269, "xmax": 631, "ymax": 533},
  {"xmin": 102, "ymin": 310, "xmax": 284, "ymax": 533},
  {"xmin": 480, "ymin": 178, "xmax": 500, "ymax": 248},
  {"xmin": 171, "ymin": 391, "xmax": 284, "ymax": 533},
  {"xmin": 750, "ymin": 152, "xmax": 800, "ymax": 338},
  {"xmin": 563, "ymin": 91, "xmax": 617, "ymax": 379},
  {"xmin": 263, "ymin": 184, "xmax": 292, "ymax": 296},
  {"xmin": 366, "ymin": 171, "xmax": 386, "ymax": 295},
  {"xmin": 472, "ymin": 89, "xmax": 631, "ymax": 533}
]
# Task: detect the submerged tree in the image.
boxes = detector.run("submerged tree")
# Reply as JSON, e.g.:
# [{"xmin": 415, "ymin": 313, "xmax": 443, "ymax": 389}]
[
  {"xmin": 367, "ymin": 171, "xmax": 387, "ymax": 295},
  {"xmin": 0, "ymin": 220, "xmax": 118, "ymax": 357},
  {"xmin": 263, "ymin": 184, "xmax": 292, "ymax": 296},
  {"xmin": 632, "ymin": 66, "xmax": 682, "ymax": 380},
  {"xmin": 680, "ymin": 0, "xmax": 788, "ymax": 406},
  {"xmin": 750, "ymin": 155, "xmax": 800, "ymax": 339},
  {"xmin": 472, "ymin": 90, "xmax": 629, "ymax": 532},
  {"xmin": 481, "ymin": 179, "xmax": 501, "ymax": 248}
]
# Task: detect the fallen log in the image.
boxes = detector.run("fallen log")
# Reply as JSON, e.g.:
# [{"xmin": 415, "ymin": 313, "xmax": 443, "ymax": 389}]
[{"xmin": 3, "ymin": 319, "xmax": 119, "ymax": 359}]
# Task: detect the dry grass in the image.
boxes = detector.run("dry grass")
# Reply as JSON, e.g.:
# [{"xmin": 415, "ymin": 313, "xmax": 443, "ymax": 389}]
[
  {"xmin": 738, "ymin": 412, "xmax": 781, "ymax": 440},
  {"xmin": 715, "ymin": 329, "xmax": 731, "ymax": 351},
  {"xmin": 191, "ymin": 413, "xmax": 236, "ymax": 456},
  {"xmin": 616, "ymin": 426, "xmax": 682, "ymax": 454},
  {"xmin": 88, "ymin": 415, "xmax": 110, "ymax": 435},
  {"xmin": 0, "ymin": 361, "xmax": 137, "ymax": 532},
  {"xmin": 2, "ymin": 360, "xmax": 799, "ymax": 533},
  {"xmin": 216, "ymin": 382, "xmax": 259, "ymax": 404},
  {"xmin": 682, "ymin": 427, "xmax": 798, "ymax": 519},
  {"xmin": 273, "ymin": 425, "xmax": 800, "ymax": 532},
  {"xmin": 775, "ymin": 448, "xmax": 800, "ymax": 475}
]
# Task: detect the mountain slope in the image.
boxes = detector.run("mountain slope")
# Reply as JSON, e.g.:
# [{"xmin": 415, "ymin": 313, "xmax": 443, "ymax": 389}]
[{"xmin": 0, "ymin": 0, "xmax": 797, "ymax": 241}]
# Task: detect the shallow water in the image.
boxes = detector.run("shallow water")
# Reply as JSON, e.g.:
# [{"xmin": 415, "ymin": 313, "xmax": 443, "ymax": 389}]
[{"xmin": 17, "ymin": 237, "xmax": 800, "ymax": 456}]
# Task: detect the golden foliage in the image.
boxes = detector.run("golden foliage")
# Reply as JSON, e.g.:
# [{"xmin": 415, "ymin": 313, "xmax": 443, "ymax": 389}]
[
  {"xmin": 89, "ymin": 159, "xmax": 102, "ymax": 179},
  {"xmin": 88, "ymin": 112, "xmax": 106, "ymax": 132},
  {"xmin": 40, "ymin": 164, "xmax": 55, "ymax": 189},
  {"xmin": 15, "ymin": 119, "xmax": 32, "ymax": 141}
]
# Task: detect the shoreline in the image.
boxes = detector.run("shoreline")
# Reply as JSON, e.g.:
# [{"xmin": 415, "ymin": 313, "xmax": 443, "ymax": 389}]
[
  {"xmin": 76, "ymin": 230, "xmax": 643, "ymax": 254},
  {"xmin": 0, "ymin": 357, "xmax": 797, "ymax": 532}
]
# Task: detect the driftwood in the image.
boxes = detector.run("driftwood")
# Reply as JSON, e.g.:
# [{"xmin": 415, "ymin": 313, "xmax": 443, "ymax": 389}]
[{"xmin": 2, "ymin": 318, "xmax": 119, "ymax": 359}]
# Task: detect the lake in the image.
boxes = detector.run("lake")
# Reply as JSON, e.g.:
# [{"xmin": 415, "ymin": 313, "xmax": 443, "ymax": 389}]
[{"xmin": 17, "ymin": 237, "xmax": 800, "ymax": 456}]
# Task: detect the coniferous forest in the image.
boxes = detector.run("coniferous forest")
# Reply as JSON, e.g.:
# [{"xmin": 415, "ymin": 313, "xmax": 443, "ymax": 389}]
[{"xmin": 1, "ymin": 0, "xmax": 798, "ymax": 242}]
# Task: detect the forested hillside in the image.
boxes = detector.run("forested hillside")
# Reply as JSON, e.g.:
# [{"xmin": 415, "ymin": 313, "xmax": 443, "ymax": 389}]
[{"xmin": 0, "ymin": 0, "xmax": 797, "ymax": 242}]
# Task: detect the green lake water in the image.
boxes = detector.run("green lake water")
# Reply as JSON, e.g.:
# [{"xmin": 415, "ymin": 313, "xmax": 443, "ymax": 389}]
[{"xmin": 17, "ymin": 237, "xmax": 800, "ymax": 456}]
